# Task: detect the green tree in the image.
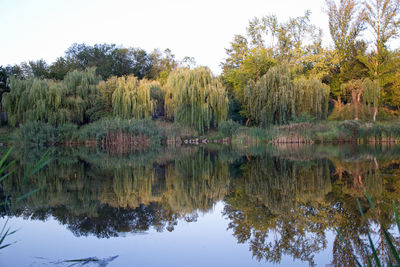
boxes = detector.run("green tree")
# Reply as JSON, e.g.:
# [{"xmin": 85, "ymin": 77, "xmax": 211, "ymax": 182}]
[
  {"xmin": 294, "ymin": 78, "xmax": 330, "ymax": 120},
  {"xmin": 2, "ymin": 68, "xmax": 101, "ymax": 126},
  {"xmin": 325, "ymin": 0, "xmax": 365, "ymax": 103},
  {"xmin": 340, "ymin": 78, "xmax": 381, "ymax": 121},
  {"xmin": 245, "ymin": 65, "xmax": 330, "ymax": 126},
  {"xmin": 0, "ymin": 66, "xmax": 9, "ymax": 113},
  {"xmin": 111, "ymin": 75, "xmax": 157, "ymax": 119},
  {"xmin": 325, "ymin": 0, "xmax": 365, "ymax": 71},
  {"xmin": 363, "ymin": 0, "xmax": 400, "ymax": 79},
  {"xmin": 164, "ymin": 67, "xmax": 229, "ymax": 133},
  {"xmin": 244, "ymin": 64, "xmax": 294, "ymax": 126},
  {"xmin": 221, "ymin": 11, "xmax": 324, "ymax": 122}
]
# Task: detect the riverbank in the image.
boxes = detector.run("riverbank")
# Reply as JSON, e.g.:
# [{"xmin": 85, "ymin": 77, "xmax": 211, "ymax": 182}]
[
  {"xmin": 230, "ymin": 120, "xmax": 400, "ymax": 145},
  {"xmin": 3, "ymin": 119, "xmax": 400, "ymax": 148}
]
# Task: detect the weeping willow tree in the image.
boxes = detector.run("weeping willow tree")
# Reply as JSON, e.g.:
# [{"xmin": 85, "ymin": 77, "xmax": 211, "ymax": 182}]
[
  {"xmin": 164, "ymin": 67, "xmax": 229, "ymax": 133},
  {"xmin": 339, "ymin": 78, "xmax": 381, "ymax": 121},
  {"xmin": 63, "ymin": 68, "xmax": 101, "ymax": 124},
  {"xmin": 245, "ymin": 65, "xmax": 331, "ymax": 126},
  {"xmin": 2, "ymin": 77, "xmax": 34, "ymax": 126},
  {"xmin": 97, "ymin": 76, "xmax": 119, "ymax": 115},
  {"xmin": 245, "ymin": 64, "xmax": 294, "ymax": 126},
  {"xmin": 2, "ymin": 77, "xmax": 68, "ymax": 126},
  {"xmin": 111, "ymin": 75, "xmax": 157, "ymax": 119},
  {"xmin": 294, "ymin": 78, "xmax": 330, "ymax": 120},
  {"xmin": 2, "ymin": 68, "xmax": 100, "ymax": 126},
  {"xmin": 362, "ymin": 78, "xmax": 381, "ymax": 121}
]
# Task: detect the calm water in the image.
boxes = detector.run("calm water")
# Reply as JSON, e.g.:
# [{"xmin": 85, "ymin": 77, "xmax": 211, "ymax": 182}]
[{"xmin": 0, "ymin": 144, "xmax": 399, "ymax": 266}]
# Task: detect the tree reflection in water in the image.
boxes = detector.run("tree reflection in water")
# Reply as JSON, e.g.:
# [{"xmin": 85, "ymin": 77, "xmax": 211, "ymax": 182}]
[{"xmin": 1, "ymin": 144, "xmax": 400, "ymax": 266}]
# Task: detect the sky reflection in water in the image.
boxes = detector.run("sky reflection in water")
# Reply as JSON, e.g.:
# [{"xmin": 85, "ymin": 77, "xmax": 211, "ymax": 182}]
[{"xmin": 0, "ymin": 144, "xmax": 399, "ymax": 266}]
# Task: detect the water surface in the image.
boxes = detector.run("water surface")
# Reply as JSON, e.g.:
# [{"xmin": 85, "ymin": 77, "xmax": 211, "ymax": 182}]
[{"xmin": 1, "ymin": 144, "xmax": 399, "ymax": 266}]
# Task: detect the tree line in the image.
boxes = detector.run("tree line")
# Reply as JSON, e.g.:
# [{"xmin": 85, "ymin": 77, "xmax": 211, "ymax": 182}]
[
  {"xmin": 1, "ymin": 0, "xmax": 400, "ymax": 132},
  {"xmin": 221, "ymin": 0, "xmax": 400, "ymax": 124},
  {"xmin": 1, "ymin": 42, "xmax": 229, "ymax": 133}
]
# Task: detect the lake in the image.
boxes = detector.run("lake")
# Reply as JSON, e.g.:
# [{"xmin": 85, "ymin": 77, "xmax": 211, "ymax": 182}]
[{"xmin": 0, "ymin": 144, "xmax": 399, "ymax": 266}]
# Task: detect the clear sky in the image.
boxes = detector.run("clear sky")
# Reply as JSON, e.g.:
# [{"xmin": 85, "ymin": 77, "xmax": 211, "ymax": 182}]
[{"xmin": 1, "ymin": 0, "xmax": 334, "ymax": 74}]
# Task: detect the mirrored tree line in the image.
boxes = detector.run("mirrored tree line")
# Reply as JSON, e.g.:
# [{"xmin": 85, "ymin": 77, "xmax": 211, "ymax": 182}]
[{"xmin": 1, "ymin": 145, "xmax": 400, "ymax": 265}]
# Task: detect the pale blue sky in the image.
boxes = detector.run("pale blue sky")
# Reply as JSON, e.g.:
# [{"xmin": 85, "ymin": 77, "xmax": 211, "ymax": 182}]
[{"xmin": 0, "ymin": 0, "xmax": 356, "ymax": 74}]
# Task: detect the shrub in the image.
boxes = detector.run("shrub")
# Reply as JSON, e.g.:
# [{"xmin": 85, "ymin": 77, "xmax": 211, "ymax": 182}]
[
  {"xmin": 17, "ymin": 122, "xmax": 57, "ymax": 146},
  {"xmin": 56, "ymin": 123, "xmax": 78, "ymax": 143},
  {"xmin": 77, "ymin": 118, "xmax": 161, "ymax": 145},
  {"xmin": 218, "ymin": 120, "xmax": 242, "ymax": 137}
]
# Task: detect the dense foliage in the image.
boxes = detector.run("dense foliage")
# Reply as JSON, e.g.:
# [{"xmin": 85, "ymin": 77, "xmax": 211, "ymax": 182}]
[
  {"xmin": 110, "ymin": 76, "xmax": 157, "ymax": 119},
  {"xmin": 2, "ymin": 68, "xmax": 100, "ymax": 126},
  {"xmin": 244, "ymin": 65, "xmax": 330, "ymax": 126},
  {"xmin": 1, "ymin": 0, "xmax": 400, "ymax": 134},
  {"xmin": 164, "ymin": 68, "xmax": 229, "ymax": 133},
  {"xmin": 220, "ymin": 0, "xmax": 400, "ymax": 124}
]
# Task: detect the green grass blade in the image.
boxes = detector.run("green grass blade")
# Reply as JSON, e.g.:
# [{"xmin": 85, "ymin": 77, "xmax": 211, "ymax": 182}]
[
  {"xmin": 0, "ymin": 218, "xmax": 9, "ymax": 237},
  {"xmin": 0, "ymin": 229, "xmax": 11, "ymax": 245},
  {"xmin": 394, "ymin": 203, "xmax": 400, "ymax": 235},
  {"xmin": 0, "ymin": 243, "xmax": 13, "ymax": 250},
  {"xmin": 388, "ymin": 256, "xmax": 393, "ymax": 267},
  {"xmin": 358, "ymin": 199, "xmax": 382, "ymax": 267},
  {"xmin": 363, "ymin": 246, "xmax": 373, "ymax": 267},
  {"xmin": 357, "ymin": 199, "xmax": 366, "ymax": 221},
  {"xmin": 0, "ymin": 148, "xmax": 13, "ymax": 169},
  {"xmin": 367, "ymin": 231, "xmax": 382, "ymax": 267},
  {"xmin": 23, "ymin": 149, "xmax": 54, "ymax": 182},
  {"xmin": 16, "ymin": 188, "xmax": 41, "ymax": 202},
  {"xmin": 0, "ymin": 160, "xmax": 15, "ymax": 176},
  {"xmin": 0, "ymin": 172, "xmax": 12, "ymax": 183},
  {"xmin": 365, "ymin": 191, "xmax": 377, "ymax": 215},
  {"xmin": 383, "ymin": 228, "xmax": 400, "ymax": 264},
  {"xmin": 335, "ymin": 227, "xmax": 363, "ymax": 267}
]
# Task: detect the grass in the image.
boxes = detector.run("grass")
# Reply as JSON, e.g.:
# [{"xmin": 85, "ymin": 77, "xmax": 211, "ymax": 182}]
[
  {"xmin": 0, "ymin": 147, "xmax": 53, "ymax": 250},
  {"xmin": 337, "ymin": 192, "xmax": 400, "ymax": 266}
]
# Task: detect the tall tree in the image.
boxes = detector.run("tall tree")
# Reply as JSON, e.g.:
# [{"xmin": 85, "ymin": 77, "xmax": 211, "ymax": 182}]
[
  {"xmin": 363, "ymin": 0, "xmax": 400, "ymax": 78},
  {"xmin": 325, "ymin": 0, "xmax": 365, "ymax": 103},
  {"xmin": 325, "ymin": 0, "xmax": 365, "ymax": 69},
  {"xmin": 29, "ymin": 59, "xmax": 50, "ymax": 78}
]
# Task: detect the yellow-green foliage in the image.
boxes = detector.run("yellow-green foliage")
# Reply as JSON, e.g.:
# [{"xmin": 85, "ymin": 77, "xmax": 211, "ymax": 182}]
[
  {"xmin": 164, "ymin": 67, "xmax": 229, "ymax": 133},
  {"xmin": 362, "ymin": 78, "xmax": 380, "ymax": 109},
  {"xmin": 3, "ymin": 78, "xmax": 68, "ymax": 126},
  {"xmin": 294, "ymin": 77, "xmax": 330, "ymax": 119},
  {"xmin": 245, "ymin": 65, "xmax": 331, "ymax": 126},
  {"xmin": 111, "ymin": 75, "xmax": 157, "ymax": 119},
  {"xmin": 63, "ymin": 68, "xmax": 100, "ymax": 124},
  {"xmin": 245, "ymin": 64, "xmax": 294, "ymax": 126},
  {"xmin": 97, "ymin": 76, "xmax": 119, "ymax": 114},
  {"xmin": 2, "ymin": 68, "xmax": 100, "ymax": 126},
  {"xmin": 329, "ymin": 78, "xmax": 381, "ymax": 121}
]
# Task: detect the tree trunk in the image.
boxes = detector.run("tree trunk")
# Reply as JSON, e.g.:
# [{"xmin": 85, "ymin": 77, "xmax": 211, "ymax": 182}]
[
  {"xmin": 352, "ymin": 90, "xmax": 359, "ymax": 120},
  {"xmin": 373, "ymin": 107, "xmax": 378, "ymax": 122},
  {"xmin": 246, "ymin": 118, "xmax": 250, "ymax": 127}
]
